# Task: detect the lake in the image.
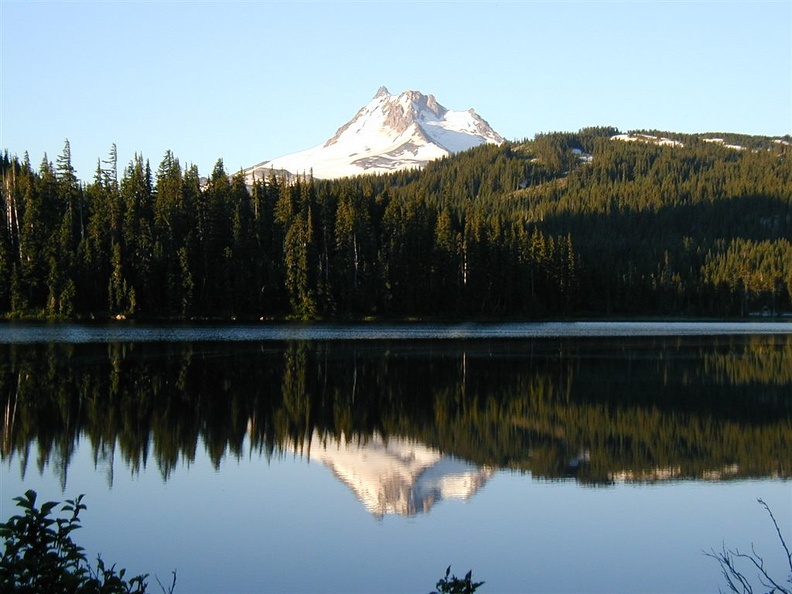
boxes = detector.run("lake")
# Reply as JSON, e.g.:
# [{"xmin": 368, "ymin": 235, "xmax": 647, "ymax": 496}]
[{"xmin": 1, "ymin": 322, "xmax": 790, "ymax": 593}]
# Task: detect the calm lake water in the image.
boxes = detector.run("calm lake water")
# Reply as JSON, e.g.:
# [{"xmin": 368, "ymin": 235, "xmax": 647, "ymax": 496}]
[{"xmin": 1, "ymin": 322, "xmax": 790, "ymax": 593}]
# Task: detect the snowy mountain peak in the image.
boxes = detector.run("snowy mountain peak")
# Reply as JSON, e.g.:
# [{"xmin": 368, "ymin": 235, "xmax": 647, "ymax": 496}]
[{"xmin": 246, "ymin": 87, "xmax": 504, "ymax": 181}]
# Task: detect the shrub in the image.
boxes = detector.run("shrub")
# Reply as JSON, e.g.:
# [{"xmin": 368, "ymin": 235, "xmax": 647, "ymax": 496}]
[
  {"xmin": 0, "ymin": 489, "xmax": 155, "ymax": 593},
  {"xmin": 431, "ymin": 565, "xmax": 485, "ymax": 594}
]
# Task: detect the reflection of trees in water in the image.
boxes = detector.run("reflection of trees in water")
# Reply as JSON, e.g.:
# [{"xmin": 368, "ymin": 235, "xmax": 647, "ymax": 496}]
[
  {"xmin": 703, "ymin": 334, "xmax": 792, "ymax": 386},
  {"xmin": 1, "ymin": 336, "xmax": 790, "ymax": 487}
]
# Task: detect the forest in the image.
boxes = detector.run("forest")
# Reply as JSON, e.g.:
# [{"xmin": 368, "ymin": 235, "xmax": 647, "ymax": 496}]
[{"xmin": 1, "ymin": 127, "xmax": 791, "ymax": 320}]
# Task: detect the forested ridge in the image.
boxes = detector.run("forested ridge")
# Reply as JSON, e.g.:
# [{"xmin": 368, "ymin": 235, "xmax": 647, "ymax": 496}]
[{"xmin": 1, "ymin": 127, "xmax": 791, "ymax": 320}]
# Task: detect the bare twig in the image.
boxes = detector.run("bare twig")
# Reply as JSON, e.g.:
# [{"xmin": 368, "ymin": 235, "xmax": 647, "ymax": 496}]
[
  {"xmin": 705, "ymin": 498, "xmax": 791, "ymax": 594},
  {"xmin": 156, "ymin": 570, "xmax": 177, "ymax": 594},
  {"xmin": 758, "ymin": 498, "xmax": 792, "ymax": 577}
]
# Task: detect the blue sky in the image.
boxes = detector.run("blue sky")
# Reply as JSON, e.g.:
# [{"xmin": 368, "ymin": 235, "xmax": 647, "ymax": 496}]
[{"xmin": 1, "ymin": 0, "xmax": 790, "ymax": 181}]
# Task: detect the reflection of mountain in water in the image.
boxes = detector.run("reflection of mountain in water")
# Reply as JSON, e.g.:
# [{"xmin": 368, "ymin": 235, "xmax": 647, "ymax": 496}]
[{"xmin": 294, "ymin": 432, "xmax": 493, "ymax": 517}]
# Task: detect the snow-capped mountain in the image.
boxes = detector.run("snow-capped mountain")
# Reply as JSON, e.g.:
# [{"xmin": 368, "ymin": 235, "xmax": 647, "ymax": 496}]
[{"xmin": 245, "ymin": 86, "xmax": 504, "ymax": 181}]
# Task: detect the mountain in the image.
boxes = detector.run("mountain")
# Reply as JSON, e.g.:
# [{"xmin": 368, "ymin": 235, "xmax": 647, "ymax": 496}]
[{"xmin": 245, "ymin": 86, "xmax": 504, "ymax": 181}]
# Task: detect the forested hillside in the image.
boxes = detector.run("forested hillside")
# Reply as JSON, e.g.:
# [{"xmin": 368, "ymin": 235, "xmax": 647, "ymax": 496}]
[{"xmin": 1, "ymin": 128, "xmax": 791, "ymax": 320}]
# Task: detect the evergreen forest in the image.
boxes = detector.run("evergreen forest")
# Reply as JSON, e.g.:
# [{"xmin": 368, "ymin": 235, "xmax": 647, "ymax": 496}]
[{"xmin": 1, "ymin": 127, "xmax": 791, "ymax": 320}]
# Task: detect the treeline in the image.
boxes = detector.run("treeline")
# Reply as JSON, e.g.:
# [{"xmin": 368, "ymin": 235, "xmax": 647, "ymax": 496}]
[
  {"xmin": 1, "ymin": 128, "xmax": 791, "ymax": 319},
  {"xmin": 2, "ymin": 337, "xmax": 790, "ymax": 486}
]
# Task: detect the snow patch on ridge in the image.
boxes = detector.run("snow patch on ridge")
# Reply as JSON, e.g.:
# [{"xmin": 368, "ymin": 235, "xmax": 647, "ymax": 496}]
[
  {"xmin": 703, "ymin": 137, "xmax": 746, "ymax": 150},
  {"xmin": 611, "ymin": 133, "xmax": 684, "ymax": 147}
]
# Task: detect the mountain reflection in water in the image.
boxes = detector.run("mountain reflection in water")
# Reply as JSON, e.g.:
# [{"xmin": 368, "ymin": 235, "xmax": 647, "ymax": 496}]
[
  {"xmin": 1, "ymin": 332, "xmax": 790, "ymax": 492},
  {"xmin": 292, "ymin": 432, "xmax": 493, "ymax": 517}
]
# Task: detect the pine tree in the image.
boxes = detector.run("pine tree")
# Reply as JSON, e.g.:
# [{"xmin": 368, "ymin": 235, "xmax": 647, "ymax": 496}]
[{"xmin": 285, "ymin": 215, "xmax": 316, "ymax": 319}]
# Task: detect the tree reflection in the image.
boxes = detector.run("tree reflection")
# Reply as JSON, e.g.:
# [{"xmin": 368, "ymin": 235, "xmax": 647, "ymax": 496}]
[{"xmin": 1, "ymin": 335, "xmax": 790, "ymax": 489}]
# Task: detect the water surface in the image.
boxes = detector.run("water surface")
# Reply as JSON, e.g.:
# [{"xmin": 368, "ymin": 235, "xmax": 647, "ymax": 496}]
[
  {"xmin": 2, "ymin": 319, "xmax": 791, "ymax": 343},
  {"xmin": 1, "ymin": 322, "xmax": 790, "ymax": 592}
]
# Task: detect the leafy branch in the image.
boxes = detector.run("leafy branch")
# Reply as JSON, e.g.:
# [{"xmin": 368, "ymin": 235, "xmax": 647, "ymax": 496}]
[
  {"xmin": 0, "ymin": 489, "xmax": 174, "ymax": 593},
  {"xmin": 431, "ymin": 565, "xmax": 485, "ymax": 594}
]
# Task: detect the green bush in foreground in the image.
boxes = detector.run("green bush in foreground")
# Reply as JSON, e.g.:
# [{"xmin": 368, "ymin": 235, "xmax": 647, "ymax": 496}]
[{"xmin": 0, "ymin": 490, "xmax": 167, "ymax": 593}]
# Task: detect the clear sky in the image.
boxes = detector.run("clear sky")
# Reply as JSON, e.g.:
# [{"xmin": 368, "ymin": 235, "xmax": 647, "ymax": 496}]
[{"xmin": 1, "ymin": 0, "xmax": 790, "ymax": 182}]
